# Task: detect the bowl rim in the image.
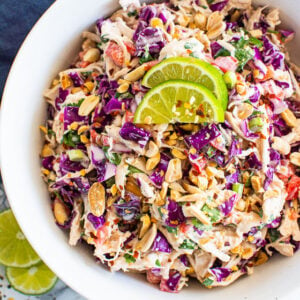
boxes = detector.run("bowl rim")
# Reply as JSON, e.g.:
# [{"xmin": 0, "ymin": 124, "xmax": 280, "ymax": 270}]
[{"xmin": 1, "ymin": 1, "xmax": 300, "ymax": 299}]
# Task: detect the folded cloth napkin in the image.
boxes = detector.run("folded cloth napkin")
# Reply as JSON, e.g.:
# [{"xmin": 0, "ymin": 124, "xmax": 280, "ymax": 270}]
[{"xmin": 0, "ymin": 0, "xmax": 53, "ymax": 99}]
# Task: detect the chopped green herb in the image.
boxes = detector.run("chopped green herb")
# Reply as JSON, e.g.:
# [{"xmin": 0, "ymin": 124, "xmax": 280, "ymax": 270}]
[
  {"xmin": 166, "ymin": 226, "xmax": 178, "ymax": 234},
  {"xmin": 201, "ymin": 5, "xmax": 208, "ymax": 9},
  {"xmin": 82, "ymin": 71, "xmax": 92, "ymax": 78},
  {"xmin": 268, "ymin": 228, "xmax": 280, "ymax": 243},
  {"xmin": 249, "ymin": 37, "xmax": 263, "ymax": 48},
  {"xmin": 61, "ymin": 130, "xmax": 80, "ymax": 147},
  {"xmin": 127, "ymin": 10, "xmax": 138, "ymax": 17},
  {"xmin": 65, "ymin": 98, "xmax": 85, "ymax": 107},
  {"xmin": 267, "ymin": 29, "xmax": 279, "ymax": 34},
  {"xmin": 155, "ymin": 259, "xmax": 161, "ymax": 267},
  {"xmin": 202, "ymin": 278, "xmax": 214, "ymax": 287},
  {"xmin": 124, "ymin": 253, "xmax": 136, "ymax": 264},
  {"xmin": 214, "ymin": 47, "xmax": 231, "ymax": 59},
  {"xmin": 101, "ymin": 34, "xmax": 109, "ymax": 43},
  {"xmin": 104, "ymin": 176, "xmax": 115, "ymax": 188},
  {"xmin": 191, "ymin": 218, "xmax": 212, "ymax": 231},
  {"xmin": 128, "ymin": 165, "xmax": 144, "ymax": 174},
  {"xmin": 47, "ymin": 129, "xmax": 55, "ymax": 137},
  {"xmin": 207, "ymin": 146, "xmax": 216, "ymax": 158},
  {"xmin": 207, "ymin": 0, "xmax": 214, "ymax": 4},
  {"xmin": 179, "ymin": 239, "xmax": 196, "ymax": 250},
  {"xmin": 115, "ymin": 91, "xmax": 134, "ymax": 100},
  {"xmin": 201, "ymin": 205, "xmax": 221, "ymax": 223},
  {"xmin": 235, "ymin": 48, "xmax": 254, "ymax": 72},
  {"xmin": 102, "ymin": 146, "xmax": 121, "ymax": 165}
]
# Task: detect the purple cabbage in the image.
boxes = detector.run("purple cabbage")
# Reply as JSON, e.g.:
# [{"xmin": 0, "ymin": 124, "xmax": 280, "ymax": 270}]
[
  {"xmin": 273, "ymin": 116, "xmax": 291, "ymax": 137},
  {"xmin": 210, "ymin": 42, "xmax": 222, "ymax": 58},
  {"xmin": 226, "ymin": 22, "xmax": 238, "ymax": 30},
  {"xmin": 73, "ymin": 177, "xmax": 90, "ymax": 193},
  {"xmin": 269, "ymin": 148, "xmax": 280, "ymax": 168},
  {"xmin": 240, "ymin": 120, "xmax": 259, "ymax": 139},
  {"xmin": 165, "ymin": 199, "xmax": 186, "ymax": 227},
  {"xmin": 149, "ymin": 153, "xmax": 170, "ymax": 188},
  {"xmin": 286, "ymin": 99, "xmax": 300, "ymax": 118},
  {"xmin": 152, "ymin": 231, "xmax": 172, "ymax": 253},
  {"xmin": 51, "ymin": 179, "xmax": 80, "ymax": 205},
  {"xmin": 113, "ymin": 194, "xmax": 141, "ymax": 221},
  {"xmin": 140, "ymin": 6, "xmax": 157, "ymax": 22},
  {"xmin": 63, "ymin": 106, "xmax": 89, "ymax": 130},
  {"xmin": 166, "ymin": 272, "xmax": 181, "ymax": 291},
  {"xmin": 55, "ymin": 88, "xmax": 69, "ymax": 110},
  {"xmin": 135, "ymin": 27, "xmax": 166, "ymax": 56},
  {"xmin": 219, "ymin": 194, "xmax": 237, "ymax": 216},
  {"xmin": 133, "ymin": 21, "xmax": 147, "ymax": 42},
  {"xmin": 247, "ymin": 153, "xmax": 262, "ymax": 170},
  {"xmin": 185, "ymin": 124, "xmax": 221, "ymax": 151},
  {"xmin": 179, "ymin": 255, "xmax": 189, "ymax": 267},
  {"xmin": 264, "ymin": 167, "xmax": 274, "ymax": 190},
  {"xmin": 266, "ymin": 217, "xmax": 281, "ymax": 228},
  {"xmin": 158, "ymin": 11, "xmax": 167, "ymax": 23},
  {"xmin": 96, "ymin": 18, "xmax": 105, "ymax": 33},
  {"xmin": 280, "ymin": 29, "xmax": 294, "ymax": 39},
  {"xmin": 210, "ymin": 267, "xmax": 231, "ymax": 282},
  {"xmin": 229, "ymin": 138, "xmax": 242, "ymax": 158},
  {"xmin": 119, "ymin": 122, "xmax": 151, "ymax": 148},
  {"xmin": 103, "ymin": 97, "xmax": 122, "ymax": 114},
  {"xmin": 96, "ymin": 75, "xmax": 118, "ymax": 100},
  {"xmin": 87, "ymin": 213, "xmax": 105, "ymax": 229},
  {"xmin": 42, "ymin": 156, "xmax": 55, "ymax": 170},
  {"xmin": 249, "ymin": 85, "xmax": 261, "ymax": 103},
  {"xmin": 262, "ymin": 37, "xmax": 285, "ymax": 70},
  {"xmin": 59, "ymin": 154, "xmax": 84, "ymax": 175},
  {"xmin": 225, "ymin": 171, "xmax": 239, "ymax": 189},
  {"xmin": 68, "ymin": 72, "xmax": 84, "ymax": 87},
  {"xmin": 210, "ymin": 0, "xmax": 228, "ymax": 11},
  {"xmin": 275, "ymin": 80, "xmax": 290, "ymax": 89}
]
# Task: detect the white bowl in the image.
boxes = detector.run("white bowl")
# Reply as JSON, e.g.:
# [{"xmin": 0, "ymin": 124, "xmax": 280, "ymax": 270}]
[{"xmin": 1, "ymin": 0, "xmax": 299, "ymax": 299}]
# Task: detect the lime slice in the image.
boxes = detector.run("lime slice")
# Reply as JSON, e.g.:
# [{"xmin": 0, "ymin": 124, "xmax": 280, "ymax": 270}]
[
  {"xmin": 134, "ymin": 80, "xmax": 224, "ymax": 124},
  {"xmin": 6, "ymin": 261, "xmax": 57, "ymax": 295},
  {"xmin": 0, "ymin": 209, "xmax": 40, "ymax": 267},
  {"xmin": 142, "ymin": 57, "xmax": 228, "ymax": 110}
]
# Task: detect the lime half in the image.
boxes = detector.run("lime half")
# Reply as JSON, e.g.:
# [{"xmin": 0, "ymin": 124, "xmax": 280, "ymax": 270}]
[
  {"xmin": 0, "ymin": 209, "xmax": 40, "ymax": 267},
  {"xmin": 134, "ymin": 80, "xmax": 224, "ymax": 124},
  {"xmin": 142, "ymin": 57, "xmax": 228, "ymax": 110},
  {"xmin": 6, "ymin": 261, "xmax": 57, "ymax": 295}
]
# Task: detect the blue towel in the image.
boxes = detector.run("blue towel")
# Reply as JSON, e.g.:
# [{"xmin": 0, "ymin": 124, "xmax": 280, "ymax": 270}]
[{"xmin": 0, "ymin": 0, "xmax": 53, "ymax": 99}]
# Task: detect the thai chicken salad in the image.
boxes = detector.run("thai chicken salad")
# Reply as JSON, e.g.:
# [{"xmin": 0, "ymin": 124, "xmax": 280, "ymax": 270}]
[{"xmin": 40, "ymin": 0, "xmax": 300, "ymax": 292}]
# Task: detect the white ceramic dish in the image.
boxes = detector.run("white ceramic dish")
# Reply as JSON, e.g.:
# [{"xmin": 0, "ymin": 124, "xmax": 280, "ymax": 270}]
[{"xmin": 1, "ymin": 0, "xmax": 300, "ymax": 299}]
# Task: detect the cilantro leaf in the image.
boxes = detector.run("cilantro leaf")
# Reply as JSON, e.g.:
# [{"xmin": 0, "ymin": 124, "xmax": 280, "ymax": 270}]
[
  {"xmin": 249, "ymin": 37, "xmax": 263, "ymax": 48},
  {"xmin": 166, "ymin": 226, "xmax": 178, "ymax": 234},
  {"xmin": 214, "ymin": 47, "xmax": 231, "ymax": 59},
  {"xmin": 127, "ymin": 10, "xmax": 137, "ymax": 17},
  {"xmin": 65, "ymin": 98, "xmax": 85, "ymax": 107},
  {"xmin": 202, "ymin": 278, "xmax": 214, "ymax": 287},
  {"xmin": 61, "ymin": 130, "xmax": 80, "ymax": 147},
  {"xmin": 155, "ymin": 259, "xmax": 161, "ymax": 267},
  {"xmin": 191, "ymin": 218, "xmax": 212, "ymax": 231},
  {"xmin": 201, "ymin": 205, "xmax": 221, "ymax": 223},
  {"xmin": 179, "ymin": 239, "xmax": 196, "ymax": 250},
  {"xmin": 102, "ymin": 146, "xmax": 121, "ymax": 165},
  {"xmin": 268, "ymin": 228, "xmax": 280, "ymax": 242},
  {"xmin": 124, "ymin": 253, "xmax": 136, "ymax": 263},
  {"xmin": 128, "ymin": 165, "xmax": 144, "ymax": 174}
]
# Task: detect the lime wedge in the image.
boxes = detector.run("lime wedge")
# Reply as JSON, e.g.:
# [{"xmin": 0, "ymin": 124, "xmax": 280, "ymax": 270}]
[
  {"xmin": 6, "ymin": 261, "xmax": 57, "ymax": 295},
  {"xmin": 142, "ymin": 57, "xmax": 228, "ymax": 110},
  {"xmin": 0, "ymin": 209, "xmax": 40, "ymax": 267},
  {"xmin": 134, "ymin": 80, "xmax": 224, "ymax": 124}
]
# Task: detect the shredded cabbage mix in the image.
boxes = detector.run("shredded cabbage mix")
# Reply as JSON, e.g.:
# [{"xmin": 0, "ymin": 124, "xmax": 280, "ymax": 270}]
[{"xmin": 40, "ymin": 0, "xmax": 300, "ymax": 292}]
